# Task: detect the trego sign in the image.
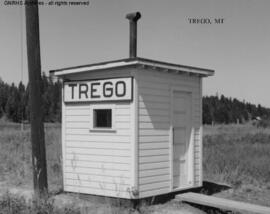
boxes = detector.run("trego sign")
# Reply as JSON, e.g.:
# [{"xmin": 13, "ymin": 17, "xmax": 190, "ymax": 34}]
[{"xmin": 64, "ymin": 77, "xmax": 133, "ymax": 102}]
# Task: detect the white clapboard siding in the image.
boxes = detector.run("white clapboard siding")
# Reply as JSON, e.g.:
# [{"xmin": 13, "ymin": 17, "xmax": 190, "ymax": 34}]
[
  {"xmin": 64, "ymin": 186, "xmax": 131, "ymax": 198},
  {"xmin": 65, "ymin": 179, "xmax": 130, "ymax": 191},
  {"xmin": 138, "ymin": 81, "xmax": 169, "ymax": 90},
  {"xmin": 140, "ymin": 88, "xmax": 169, "ymax": 96},
  {"xmin": 65, "ymin": 173, "xmax": 132, "ymax": 184},
  {"xmin": 64, "ymin": 98, "xmax": 132, "ymax": 198},
  {"xmin": 66, "ymin": 141, "xmax": 130, "ymax": 149},
  {"xmin": 139, "ymin": 174, "xmax": 169, "ymax": 185},
  {"xmin": 139, "ymin": 168, "xmax": 170, "ymax": 178},
  {"xmin": 139, "ymin": 181, "xmax": 171, "ymax": 192},
  {"xmin": 65, "ymin": 160, "xmax": 130, "ymax": 171},
  {"xmin": 139, "ymin": 129, "xmax": 169, "ymax": 136},
  {"xmin": 139, "ymin": 101, "xmax": 170, "ymax": 110},
  {"xmin": 139, "ymin": 108, "xmax": 169, "ymax": 116},
  {"xmin": 66, "ymin": 154, "xmax": 131, "ymax": 164},
  {"xmin": 66, "ymin": 147, "xmax": 130, "ymax": 157},
  {"xmin": 139, "ymin": 115, "xmax": 169, "ymax": 123},
  {"xmin": 139, "ymin": 135, "xmax": 169, "ymax": 143},
  {"xmin": 139, "ymin": 148, "xmax": 169, "ymax": 157},
  {"xmin": 139, "ymin": 122, "xmax": 170, "ymax": 130},
  {"xmin": 139, "ymin": 78, "xmax": 198, "ymax": 91},
  {"xmin": 138, "ymin": 71, "xmax": 198, "ymax": 83},
  {"xmin": 114, "ymin": 122, "xmax": 132, "ymax": 129},
  {"xmin": 137, "ymin": 68, "xmax": 202, "ymax": 198},
  {"xmin": 139, "ymin": 142, "xmax": 168, "ymax": 150},
  {"xmin": 115, "ymin": 109, "xmax": 130, "ymax": 116},
  {"xmin": 139, "ymin": 161, "xmax": 169, "ymax": 170},
  {"xmin": 139, "ymin": 155, "xmax": 169, "ymax": 163},
  {"xmin": 139, "ymin": 94, "xmax": 170, "ymax": 103},
  {"xmin": 65, "ymin": 166, "xmax": 130, "ymax": 178},
  {"xmin": 65, "ymin": 135, "xmax": 130, "ymax": 143},
  {"xmin": 116, "ymin": 115, "xmax": 131, "ymax": 122}
]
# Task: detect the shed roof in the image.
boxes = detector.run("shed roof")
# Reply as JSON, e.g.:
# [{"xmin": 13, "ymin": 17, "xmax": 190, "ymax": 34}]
[{"xmin": 50, "ymin": 57, "xmax": 214, "ymax": 77}]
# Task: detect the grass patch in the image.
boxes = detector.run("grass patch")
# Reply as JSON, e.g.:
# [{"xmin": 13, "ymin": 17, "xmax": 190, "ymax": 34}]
[
  {"xmin": 203, "ymin": 124, "xmax": 270, "ymax": 188},
  {"xmin": 0, "ymin": 122, "xmax": 62, "ymax": 191},
  {"xmin": 0, "ymin": 192, "xmax": 79, "ymax": 214}
]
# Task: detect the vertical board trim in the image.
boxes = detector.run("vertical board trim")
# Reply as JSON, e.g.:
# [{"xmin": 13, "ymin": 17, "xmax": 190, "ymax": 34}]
[
  {"xmin": 131, "ymin": 72, "xmax": 139, "ymax": 198},
  {"xmin": 169, "ymin": 88, "xmax": 173, "ymax": 191},
  {"xmin": 199, "ymin": 78, "xmax": 203, "ymax": 186},
  {"xmin": 62, "ymin": 85, "xmax": 66, "ymax": 190}
]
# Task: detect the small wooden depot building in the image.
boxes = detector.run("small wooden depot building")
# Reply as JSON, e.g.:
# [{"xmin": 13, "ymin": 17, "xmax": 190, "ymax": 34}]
[{"xmin": 50, "ymin": 12, "xmax": 214, "ymax": 199}]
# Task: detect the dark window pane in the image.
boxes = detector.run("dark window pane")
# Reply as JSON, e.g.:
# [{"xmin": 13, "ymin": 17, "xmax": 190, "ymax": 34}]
[{"xmin": 94, "ymin": 109, "xmax": 112, "ymax": 128}]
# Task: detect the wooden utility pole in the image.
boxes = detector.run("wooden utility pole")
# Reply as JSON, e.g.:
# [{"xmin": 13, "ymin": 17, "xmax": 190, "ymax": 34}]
[{"xmin": 25, "ymin": 0, "xmax": 48, "ymax": 197}]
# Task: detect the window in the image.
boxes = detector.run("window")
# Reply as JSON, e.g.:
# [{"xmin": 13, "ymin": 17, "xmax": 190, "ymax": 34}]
[
  {"xmin": 90, "ymin": 104, "xmax": 115, "ymax": 131},
  {"xmin": 93, "ymin": 109, "xmax": 112, "ymax": 128}
]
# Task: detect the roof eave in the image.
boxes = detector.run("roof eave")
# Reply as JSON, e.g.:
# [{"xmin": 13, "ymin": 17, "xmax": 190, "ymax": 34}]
[{"xmin": 50, "ymin": 58, "xmax": 214, "ymax": 77}]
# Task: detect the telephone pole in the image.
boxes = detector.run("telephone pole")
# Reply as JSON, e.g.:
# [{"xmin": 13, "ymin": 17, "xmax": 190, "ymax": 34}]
[{"xmin": 25, "ymin": 0, "xmax": 48, "ymax": 197}]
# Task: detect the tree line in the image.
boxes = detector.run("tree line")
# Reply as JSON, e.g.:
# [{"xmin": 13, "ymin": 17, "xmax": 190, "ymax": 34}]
[
  {"xmin": 0, "ymin": 76, "xmax": 269, "ymax": 124},
  {"xmin": 0, "ymin": 73, "xmax": 61, "ymax": 123},
  {"xmin": 203, "ymin": 95, "xmax": 270, "ymax": 124}
]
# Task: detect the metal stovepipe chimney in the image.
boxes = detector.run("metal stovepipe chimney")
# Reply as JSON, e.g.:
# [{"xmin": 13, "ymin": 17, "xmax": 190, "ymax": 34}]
[{"xmin": 126, "ymin": 12, "xmax": 141, "ymax": 58}]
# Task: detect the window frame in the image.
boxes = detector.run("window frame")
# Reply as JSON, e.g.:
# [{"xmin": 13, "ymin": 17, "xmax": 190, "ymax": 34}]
[{"xmin": 90, "ymin": 104, "xmax": 116, "ymax": 132}]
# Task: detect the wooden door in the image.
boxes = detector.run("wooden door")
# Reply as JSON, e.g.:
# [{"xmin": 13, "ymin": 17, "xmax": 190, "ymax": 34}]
[{"xmin": 172, "ymin": 91, "xmax": 192, "ymax": 189}]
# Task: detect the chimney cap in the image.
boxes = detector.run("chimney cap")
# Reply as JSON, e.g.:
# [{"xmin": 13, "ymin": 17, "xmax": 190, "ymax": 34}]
[{"xmin": 126, "ymin": 12, "xmax": 141, "ymax": 22}]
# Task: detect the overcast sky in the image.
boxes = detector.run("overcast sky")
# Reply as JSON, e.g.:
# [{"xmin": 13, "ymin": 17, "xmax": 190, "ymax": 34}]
[{"xmin": 0, "ymin": 0, "xmax": 270, "ymax": 107}]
